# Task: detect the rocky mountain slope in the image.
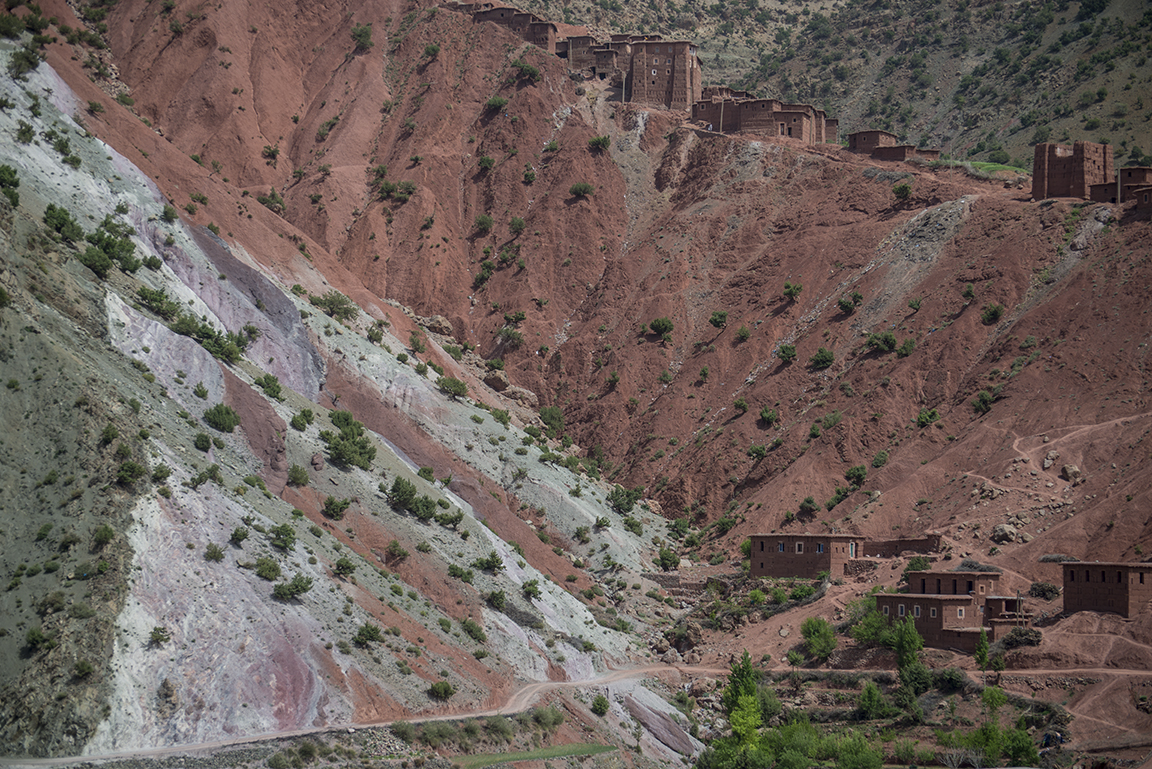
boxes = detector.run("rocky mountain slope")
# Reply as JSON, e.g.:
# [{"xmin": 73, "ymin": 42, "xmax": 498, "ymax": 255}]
[{"xmin": 1, "ymin": 0, "xmax": 1151, "ymax": 760}]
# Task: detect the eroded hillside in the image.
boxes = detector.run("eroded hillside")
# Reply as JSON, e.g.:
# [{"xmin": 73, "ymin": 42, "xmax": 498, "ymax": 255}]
[{"xmin": 2, "ymin": 0, "xmax": 1152, "ymax": 760}]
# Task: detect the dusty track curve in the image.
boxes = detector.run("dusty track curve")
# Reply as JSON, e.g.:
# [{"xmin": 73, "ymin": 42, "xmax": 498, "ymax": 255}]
[{"xmin": 0, "ymin": 664, "xmax": 729, "ymax": 768}]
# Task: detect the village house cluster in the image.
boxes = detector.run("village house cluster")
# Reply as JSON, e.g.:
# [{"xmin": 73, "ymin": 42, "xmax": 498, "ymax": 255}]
[
  {"xmin": 445, "ymin": 1, "xmax": 942, "ymax": 159},
  {"xmin": 750, "ymin": 532, "xmax": 1151, "ymax": 653}
]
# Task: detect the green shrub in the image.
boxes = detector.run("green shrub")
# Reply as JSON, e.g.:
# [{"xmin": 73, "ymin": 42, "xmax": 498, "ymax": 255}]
[
  {"xmin": 783, "ymin": 281, "xmax": 802, "ymax": 300},
  {"xmin": 916, "ymin": 408, "xmax": 939, "ymax": 427},
  {"xmin": 353, "ymin": 623, "xmax": 384, "ymax": 646},
  {"xmin": 591, "ymin": 694, "xmax": 609, "ymax": 716},
  {"xmin": 893, "ymin": 182, "xmax": 912, "ymax": 199},
  {"xmin": 801, "ymin": 616, "xmax": 837, "ymax": 660},
  {"xmin": 429, "ymin": 681, "xmax": 455, "ymax": 700},
  {"xmin": 320, "ymin": 410, "xmax": 376, "ymax": 470},
  {"xmin": 777, "ymin": 344, "xmax": 797, "ymax": 363},
  {"xmin": 255, "ymin": 557, "xmax": 281, "ymax": 581},
  {"xmin": 351, "ymin": 23, "xmax": 373, "ymax": 50},
  {"xmin": 116, "ymin": 461, "xmax": 147, "ymax": 485},
  {"xmin": 588, "ymin": 135, "xmax": 611, "ymax": 151},
  {"xmin": 287, "ymin": 464, "xmax": 309, "ymax": 486},
  {"xmin": 93, "ymin": 524, "xmax": 115, "ymax": 547},
  {"xmin": 1028, "ymin": 581, "xmax": 1060, "ymax": 600},
  {"xmin": 872, "ymin": 451, "xmax": 889, "ymax": 468},
  {"xmin": 205, "ymin": 543, "xmax": 225, "ymax": 562},
  {"xmin": 569, "ymin": 182, "xmax": 594, "ymax": 198},
  {"xmin": 203, "ymin": 403, "xmax": 240, "ymax": 432},
  {"xmin": 461, "ymin": 617, "xmax": 487, "ymax": 642},
  {"xmin": 323, "ymin": 496, "xmax": 352, "ymax": 519},
  {"xmin": 486, "ymin": 96, "xmax": 508, "ymax": 110},
  {"xmin": 809, "ymin": 347, "xmax": 834, "ymax": 369},
  {"xmin": 309, "ymin": 290, "xmax": 358, "ymax": 321},
  {"xmin": 981, "ymin": 303, "xmax": 1005, "ymax": 324}
]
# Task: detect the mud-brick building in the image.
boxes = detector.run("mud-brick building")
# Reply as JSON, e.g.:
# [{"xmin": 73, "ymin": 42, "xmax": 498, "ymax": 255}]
[
  {"xmin": 626, "ymin": 40, "xmax": 702, "ymax": 110},
  {"xmin": 1032, "ymin": 141, "xmax": 1114, "ymax": 200},
  {"xmin": 846, "ymin": 130, "xmax": 939, "ymax": 162},
  {"xmin": 749, "ymin": 534, "xmax": 864, "ymax": 579},
  {"xmin": 875, "ymin": 570, "xmax": 1030, "ymax": 652},
  {"xmin": 1062, "ymin": 562, "xmax": 1152, "ymax": 618},
  {"xmin": 847, "ymin": 130, "xmax": 898, "ymax": 154},
  {"xmin": 690, "ymin": 88, "xmax": 836, "ymax": 144},
  {"xmin": 1089, "ymin": 166, "xmax": 1152, "ymax": 204}
]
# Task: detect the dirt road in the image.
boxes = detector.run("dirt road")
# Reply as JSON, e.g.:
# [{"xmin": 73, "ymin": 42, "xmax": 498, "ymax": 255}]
[{"xmin": 0, "ymin": 664, "xmax": 728, "ymax": 768}]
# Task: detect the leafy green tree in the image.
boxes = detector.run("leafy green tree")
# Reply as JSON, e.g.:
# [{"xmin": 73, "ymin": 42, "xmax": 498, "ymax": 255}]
[
  {"xmin": 588, "ymin": 135, "xmax": 611, "ymax": 151},
  {"xmin": 800, "ymin": 616, "xmax": 837, "ymax": 661},
  {"xmin": 892, "ymin": 615, "xmax": 923, "ymax": 669},
  {"xmin": 982, "ymin": 685, "xmax": 1007, "ymax": 720},
  {"xmin": 857, "ymin": 680, "xmax": 888, "ymax": 719},
  {"xmin": 389, "ymin": 476, "xmax": 418, "ymax": 510},
  {"xmin": 721, "ymin": 650, "xmax": 759, "ymax": 715},
  {"xmin": 591, "ymin": 694, "xmax": 609, "ymax": 716},
  {"xmin": 844, "ymin": 465, "xmax": 867, "ymax": 487},
  {"xmin": 837, "ymin": 734, "xmax": 881, "ymax": 769},
  {"xmin": 649, "ymin": 317, "xmax": 674, "ymax": 336},
  {"xmin": 1001, "ymin": 728, "xmax": 1039, "ymax": 766},
  {"xmin": 709, "ymin": 310, "xmax": 727, "ymax": 328},
  {"xmin": 730, "ymin": 694, "xmax": 762, "ymax": 747},
  {"xmin": 569, "ymin": 182, "xmax": 594, "ymax": 198},
  {"xmin": 350, "ymin": 23, "xmax": 374, "ymax": 51},
  {"xmin": 974, "ymin": 627, "xmax": 989, "ymax": 683}
]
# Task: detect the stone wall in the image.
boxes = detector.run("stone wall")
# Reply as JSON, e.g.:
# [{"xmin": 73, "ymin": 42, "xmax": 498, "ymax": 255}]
[{"xmin": 861, "ymin": 534, "xmax": 942, "ymax": 558}]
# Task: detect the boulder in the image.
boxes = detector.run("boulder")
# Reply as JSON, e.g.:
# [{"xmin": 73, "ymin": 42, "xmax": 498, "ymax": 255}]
[
  {"xmin": 1061, "ymin": 464, "xmax": 1081, "ymax": 481},
  {"xmin": 483, "ymin": 370, "xmax": 510, "ymax": 392},
  {"xmin": 991, "ymin": 523, "xmax": 1018, "ymax": 544},
  {"xmin": 505, "ymin": 386, "xmax": 538, "ymax": 409},
  {"xmin": 421, "ymin": 315, "xmax": 453, "ymax": 335},
  {"xmin": 311, "ymin": 453, "xmax": 325, "ymax": 470},
  {"xmin": 1043, "ymin": 450, "xmax": 1060, "ymax": 470}
]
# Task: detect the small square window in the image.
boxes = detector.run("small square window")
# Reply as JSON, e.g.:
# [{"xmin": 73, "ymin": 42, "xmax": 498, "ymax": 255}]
[
  {"xmin": 816, "ymin": 543, "xmax": 824, "ymax": 554},
  {"xmin": 898, "ymin": 604, "xmax": 906, "ymax": 616},
  {"xmin": 796, "ymin": 542, "xmax": 804, "ymax": 554},
  {"xmin": 882, "ymin": 606, "xmax": 890, "ymax": 615},
  {"xmin": 958, "ymin": 608, "xmax": 965, "ymax": 619},
  {"xmin": 930, "ymin": 607, "xmax": 937, "ymax": 618},
  {"xmin": 777, "ymin": 542, "xmax": 784, "ymax": 552},
  {"xmin": 914, "ymin": 606, "xmax": 921, "ymax": 618}
]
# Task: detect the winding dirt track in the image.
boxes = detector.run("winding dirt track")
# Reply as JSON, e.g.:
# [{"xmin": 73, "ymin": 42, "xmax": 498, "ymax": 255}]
[{"xmin": 3, "ymin": 663, "xmax": 1149, "ymax": 767}]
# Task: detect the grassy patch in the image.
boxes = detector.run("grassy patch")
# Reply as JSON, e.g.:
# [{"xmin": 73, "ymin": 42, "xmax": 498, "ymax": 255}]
[{"xmin": 457, "ymin": 744, "xmax": 616, "ymax": 769}]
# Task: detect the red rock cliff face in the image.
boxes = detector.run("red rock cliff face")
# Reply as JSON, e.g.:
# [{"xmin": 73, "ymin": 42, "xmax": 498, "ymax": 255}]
[{"xmin": 64, "ymin": 0, "xmax": 1152, "ymax": 567}]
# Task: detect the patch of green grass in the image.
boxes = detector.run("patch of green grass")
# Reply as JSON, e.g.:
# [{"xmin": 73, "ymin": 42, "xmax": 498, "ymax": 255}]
[{"xmin": 457, "ymin": 744, "xmax": 616, "ymax": 769}]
